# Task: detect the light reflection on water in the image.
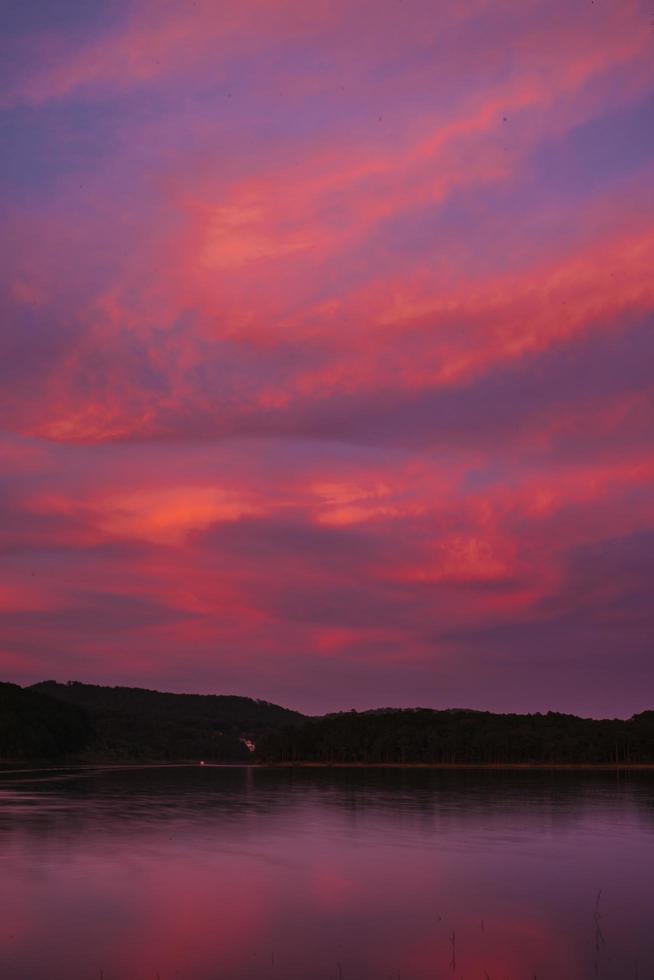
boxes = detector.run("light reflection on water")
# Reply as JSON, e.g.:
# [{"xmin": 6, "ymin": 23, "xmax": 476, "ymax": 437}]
[{"xmin": 0, "ymin": 766, "xmax": 653, "ymax": 979}]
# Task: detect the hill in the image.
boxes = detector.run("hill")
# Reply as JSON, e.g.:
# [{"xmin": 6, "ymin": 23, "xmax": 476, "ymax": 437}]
[
  {"xmin": 6, "ymin": 684, "xmax": 654, "ymax": 765},
  {"xmin": 29, "ymin": 681, "xmax": 304, "ymax": 762},
  {"xmin": 0, "ymin": 682, "xmax": 92, "ymax": 761},
  {"xmin": 256, "ymin": 707, "xmax": 654, "ymax": 765}
]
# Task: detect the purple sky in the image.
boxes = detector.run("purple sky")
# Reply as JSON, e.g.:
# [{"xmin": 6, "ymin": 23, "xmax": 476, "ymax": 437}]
[{"xmin": 1, "ymin": 0, "xmax": 653, "ymax": 715}]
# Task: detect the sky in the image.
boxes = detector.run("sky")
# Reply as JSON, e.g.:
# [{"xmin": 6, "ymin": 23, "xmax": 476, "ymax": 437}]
[{"xmin": 1, "ymin": 0, "xmax": 653, "ymax": 716}]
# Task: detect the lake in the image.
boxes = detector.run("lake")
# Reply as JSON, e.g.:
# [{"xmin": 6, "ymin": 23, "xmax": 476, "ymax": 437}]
[{"xmin": 0, "ymin": 766, "xmax": 652, "ymax": 979}]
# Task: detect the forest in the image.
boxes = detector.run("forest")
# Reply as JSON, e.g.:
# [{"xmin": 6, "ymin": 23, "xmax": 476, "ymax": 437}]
[
  {"xmin": 256, "ymin": 707, "xmax": 654, "ymax": 765},
  {"xmin": 0, "ymin": 683, "xmax": 92, "ymax": 760},
  {"xmin": 3, "ymin": 682, "xmax": 654, "ymax": 765},
  {"xmin": 27, "ymin": 680, "xmax": 303, "ymax": 762}
]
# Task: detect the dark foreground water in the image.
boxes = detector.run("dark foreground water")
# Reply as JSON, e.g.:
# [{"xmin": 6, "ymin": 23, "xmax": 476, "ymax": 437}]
[{"xmin": 0, "ymin": 766, "xmax": 653, "ymax": 980}]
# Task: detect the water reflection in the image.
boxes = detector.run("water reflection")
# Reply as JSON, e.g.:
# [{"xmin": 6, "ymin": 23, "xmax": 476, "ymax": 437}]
[{"xmin": 0, "ymin": 766, "xmax": 652, "ymax": 979}]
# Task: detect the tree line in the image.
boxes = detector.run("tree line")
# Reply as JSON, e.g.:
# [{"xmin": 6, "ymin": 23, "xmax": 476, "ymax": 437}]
[
  {"xmin": 4, "ymin": 681, "xmax": 654, "ymax": 765},
  {"xmin": 256, "ymin": 708, "xmax": 654, "ymax": 765}
]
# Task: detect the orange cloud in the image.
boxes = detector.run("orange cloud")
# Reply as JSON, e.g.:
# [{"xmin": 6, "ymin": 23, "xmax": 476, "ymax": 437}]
[{"xmin": 95, "ymin": 486, "xmax": 261, "ymax": 544}]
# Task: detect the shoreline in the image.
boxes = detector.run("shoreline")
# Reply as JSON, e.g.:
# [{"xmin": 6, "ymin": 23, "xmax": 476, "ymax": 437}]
[
  {"xmin": 258, "ymin": 761, "xmax": 654, "ymax": 770},
  {"xmin": 2, "ymin": 760, "xmax": 654, "ymax": 774}
]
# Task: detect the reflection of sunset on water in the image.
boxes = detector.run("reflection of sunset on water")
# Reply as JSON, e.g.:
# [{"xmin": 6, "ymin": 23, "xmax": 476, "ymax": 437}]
[{"xmin": 0, "ymin": 767, "xmax": 652, "ymax": 979}]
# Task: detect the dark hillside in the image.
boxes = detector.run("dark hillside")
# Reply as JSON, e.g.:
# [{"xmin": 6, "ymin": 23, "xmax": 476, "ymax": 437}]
[
  {"xmin": 0, "ymin": 682, "xmax": 92, "ymax": 760},
  {"xmin": 30, "ymin": 681, "xmax": 304, "ymax": 762},
  {"xmin": 9, "ymin": 684, "xmax": 654, "ymax": 765}
]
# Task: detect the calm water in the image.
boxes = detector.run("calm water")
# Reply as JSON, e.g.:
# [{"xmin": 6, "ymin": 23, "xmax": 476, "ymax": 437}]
[{"xmin": 0, "ymin": 766, "xmax": 653, "ymax": 980}]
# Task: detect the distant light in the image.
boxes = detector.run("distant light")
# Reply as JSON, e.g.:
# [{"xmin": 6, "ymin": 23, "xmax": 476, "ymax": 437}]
[{"xmin": 199, "ymin": 760, "xmax": 205, "ymax": 766}]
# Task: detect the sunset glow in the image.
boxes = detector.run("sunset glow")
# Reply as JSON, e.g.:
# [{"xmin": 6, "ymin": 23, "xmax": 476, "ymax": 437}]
[{"xmin": 2, "ymin": 0, "xmax": 653, "ymax": 713}]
